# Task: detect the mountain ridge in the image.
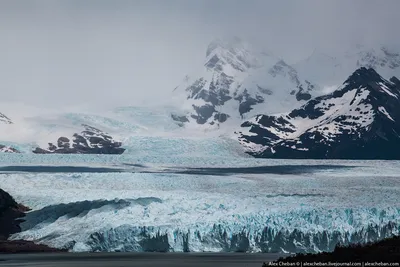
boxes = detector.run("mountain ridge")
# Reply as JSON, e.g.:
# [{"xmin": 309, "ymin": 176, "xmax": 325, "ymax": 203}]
[
  {"xmin": 171, "ymin": 37, "xmax": 318, "ymax": 128},
  {"xmin": 237, "ymin": 67, "xmax": 400, "ymax": 159}
]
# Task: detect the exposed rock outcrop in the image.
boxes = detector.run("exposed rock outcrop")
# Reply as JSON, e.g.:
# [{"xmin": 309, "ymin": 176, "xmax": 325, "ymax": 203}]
[
  {"xmin": 33, "ymin": 124, "xmax": 125, "ymax": 154},
  {"xmin": 0, "ymin": 188, "xmax": 65, "ymax": 253},
  {"xmin": 0, "ymin": 145, "xmax": 19, "ymax": 153}
]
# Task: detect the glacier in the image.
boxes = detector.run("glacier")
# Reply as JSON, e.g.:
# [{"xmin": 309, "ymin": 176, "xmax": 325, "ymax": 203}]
[
  {"xmin": 0, "ymin": 107, "xmax": 399, "ymax": 254},
  {"xmin": 1, "ymin": 162, "xmax": 400, "ymax": 254}
]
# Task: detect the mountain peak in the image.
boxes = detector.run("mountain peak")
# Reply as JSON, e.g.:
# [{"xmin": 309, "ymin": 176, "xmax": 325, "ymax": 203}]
[
  {"xmin": 172, "ymin": 37, "xmax": 320, "ymax": 128},
  {"xmin": 345, "ymin": 67, "xmax": 384, "ymax": 85},
  {"xmin": 237, "ymin": 67, "xmax": 400, "ymax": 159},
  {"xmin": 341, "ymin": 67, "xmax": 400, "ymax": 99},
  {"xmin": 204, "ymin": 37, "xmax": 260, "ymax": 73},
  {"xmin": 330, "ymin": 67, "xmax": 400, "ymax": 102}
]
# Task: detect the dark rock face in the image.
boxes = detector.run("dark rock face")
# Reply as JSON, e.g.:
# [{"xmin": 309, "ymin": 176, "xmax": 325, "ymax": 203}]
[
  {"xmin": 171, "ymin": 114, "xmax": 189, "ymax": 127},
  {"xmin": 0, "ymin": 240, "xmax": 66, "ymax": 253},
  {"xmin": 57, "ymin": 137, "xmax": 70, "ymax": 148},
  {"xmin": 173, "ymin": 39, "xmax": 317, "ymax": 127},
  {"xmin": 33, "ymin": 124, "xmax": 126, "ymax": 154},
  {"xmin": 238, "ymin": 67, "xmax": 400, "ymax": 159},
  {"xmin": 171, "ymin": 114, "xmax": 189, "ymax": 123},
  {"xmin": 0, "ymin": 188, "xmax": 29, "ymax": 240},
  {"xmin": 178, "ymin": 58, "xmax": 317, "ymax": 126},
  {"xmin": 183, "ymin": 72, "xmax": 234, "ymax": 125},
  {"xmin": 295, "ymin": 88, "xmax": 312, "ymax": 101},
  {"xmin": 234, "ymin": 89, "xmax": 264, "ymax": 116},
  {"xmin": 390, "ymin": 76, "xmax": 400, "ymax": 86},
  {"xmin": 0, "ymin": 145, "xmax": 19, "ymax": 153},
  {"xmin": 0, "ymin": 188, "xmax": 66, "ymax": 253},
  {"xmin": 190, "ymin": 104, "xmax": 229, "ymax": 125},
  {"xmin": 191, "ymin": 104, "xmax": 216, "ymax": 124}
]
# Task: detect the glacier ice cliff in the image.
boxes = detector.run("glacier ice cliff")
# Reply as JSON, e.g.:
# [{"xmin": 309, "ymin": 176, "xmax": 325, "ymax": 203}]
[{"xmin": 11, "ymin": 202, "xmax": 400, "ymax": 254}]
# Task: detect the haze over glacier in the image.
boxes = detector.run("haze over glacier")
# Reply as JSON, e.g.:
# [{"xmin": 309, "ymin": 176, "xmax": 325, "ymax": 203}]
[{"xmin": 1, "ymin": 37, "xmax": 400, "ymax": 149}]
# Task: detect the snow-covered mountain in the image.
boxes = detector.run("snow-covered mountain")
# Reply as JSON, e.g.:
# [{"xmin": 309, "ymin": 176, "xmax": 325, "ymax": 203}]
[
  {"xmin": 170, "ymin": 39, "xmax": 400, "ymax": 131},
  {"xmin": 0, "ymin": 106, "xmax": 243, "ymax": 155},
  {"xmin": 1, "ymin": 38, "xmax": 400, "ymax": 159},
  {"xmin": 0, "ymin": 108, "xmax": 127, "ymax": 154},
  {"xmin": 33, "ymin": 124, "xmax": 126, "ymax": 154},
  {"xmin": 171, "ymin": 37, "xmax": 319, "ymax": 128},
  {"xmin": 0, "ymin": 145, "xmax": 19, "ymax": 153},
  {"xmin": 236, "ymin": 67, "xmax": 400, "ymax": 159}
]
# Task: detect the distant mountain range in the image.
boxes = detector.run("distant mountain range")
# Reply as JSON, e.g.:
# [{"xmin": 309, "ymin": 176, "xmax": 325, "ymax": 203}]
[
  {"xmin": 168, "ymin": 38, "xmax": 400, "ymax": 159},
  {"xmin": 0, "ymin": 116, "xmax": 125, "ymax": 154},
  {"xmin": 1, "ymin": 37, "xmax": 400, "ymax": 159},
  {"xmin": 171, "ymin": 37, "xmax": 319, "ymax": 128},
  {"xmin": 171, "ymin": 38, "xmax": 400, "ymax": 130},
  {"xmin": 237, "ymin": 67, "xmax": 400, "ymax": 159}
]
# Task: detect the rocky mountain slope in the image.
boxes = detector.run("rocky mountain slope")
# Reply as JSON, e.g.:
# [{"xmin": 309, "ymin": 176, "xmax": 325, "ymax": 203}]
[
  {"xmin": 171, "ymin": 37, "xmax": 318, "ymax": 128},
  {"xmin": 171, "ymin": 40, "xmax": 400, "ymax": 131},
  {"xmin": 0, "ymin": 110, "xmax": 125, "ymax": 154},
  {"xmin": 236, "ymin": 67, "xmax": 400, "ymax": 159},
  {"xmin": 33, "ymin": 124, "xmax": 126, "ymax": 154}
]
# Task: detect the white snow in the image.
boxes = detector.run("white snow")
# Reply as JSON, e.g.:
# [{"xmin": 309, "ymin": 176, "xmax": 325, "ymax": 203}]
[
  {"xmin": 378, "ymin": 82, "xmax": 398, "ymax": 99},
  {"xmin": 167, "ymin": 40, "xmax": 400, "ymax": 135},
  {"xmin": 239, "ymin": 86, "xmax": 377, "ymax": 152},
  {"xmin": 169, "ymin": 38, "xmax": 322, "ymax": 130},
  {"xmin": 378, "ymin": 106, "xmax": 395, "ymax": 122}
]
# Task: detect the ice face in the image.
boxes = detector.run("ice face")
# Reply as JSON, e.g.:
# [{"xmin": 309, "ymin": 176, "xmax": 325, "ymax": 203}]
[{"xmin": 1, "ymin": 161, "xmax": 399, "ymax": 254}]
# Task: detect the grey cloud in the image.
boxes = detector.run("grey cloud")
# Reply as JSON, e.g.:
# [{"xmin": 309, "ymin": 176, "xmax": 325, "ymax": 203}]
[{"xmin": 0, "ymin": 0, "xmax": 399, "ymax": 110}]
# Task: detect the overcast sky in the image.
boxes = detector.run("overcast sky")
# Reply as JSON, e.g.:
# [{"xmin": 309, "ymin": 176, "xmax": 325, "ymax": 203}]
[{"xmin": 0, "ymin": 0, "xmax": 399, "ymax": 111}]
